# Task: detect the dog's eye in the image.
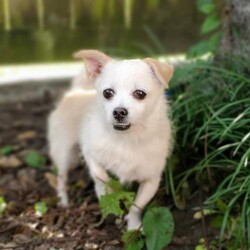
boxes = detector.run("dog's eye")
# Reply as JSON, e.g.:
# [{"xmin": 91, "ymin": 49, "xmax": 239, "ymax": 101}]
[
  {"xmin": 103, "ymin": 89, "xmax": 115, "ymax": 99},
  {"xmin": 133, "ymin": 90, "xmax": 147, "ymax": 100}
]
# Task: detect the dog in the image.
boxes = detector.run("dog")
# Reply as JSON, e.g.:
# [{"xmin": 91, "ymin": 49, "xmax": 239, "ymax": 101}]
[{"xmin": 48, "ymin": 50, "xmax": 173, "ymax": 230}]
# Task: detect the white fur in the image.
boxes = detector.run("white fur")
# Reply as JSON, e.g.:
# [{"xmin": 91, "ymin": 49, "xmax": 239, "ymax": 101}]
[
  {"xmin": 48, "ymin": 58, "xmax": 173, "ymax": 230},
  {"xmin": 48, "ymin": 69, "xmax": 96, "ymax": 206}
]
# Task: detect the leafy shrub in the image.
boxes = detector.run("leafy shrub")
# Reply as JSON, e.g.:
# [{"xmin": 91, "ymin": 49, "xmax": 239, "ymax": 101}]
[
  {"xmin": 188, "ymin": 0, "xmax": 222, "ymax": 58},
  {"xmin": 169, "ymin": 55, "xmax": 250, "ymax": 249}
]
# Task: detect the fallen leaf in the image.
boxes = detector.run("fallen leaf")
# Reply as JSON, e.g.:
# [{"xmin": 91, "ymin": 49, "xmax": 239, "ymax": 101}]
[
  {"xmin": 34, "ymin": 244, "xmax": 51, "ymax": 250},
  {"xmin": 17, "ymin": 130, "xmax": 37, "ymax": 140},
  {"xmin": 171, "ymin": 236, "xmax": 192, "ymax": 245},
  {"xmin": 45, "ymin": 172, "xmax": 57, "ymax": 191},
  {"xmin": 17, "ymin": 169, "xmax": 37, "ymax": 191},
  {"xmin": 13, "ymin": 234, "xmax": 31, "ymax": 244},
  {"xmin": 194, "ymin": 209, "xmax": 215, "ymax": 220},
  {"xmin": 0, "ymin": 242, "xmax": 17, "ymax": 248},
  {"xmin": 107, "ymin": 240, "xmax": 120, "ymax": 246},
  {"xmin": 0, "ymin": 156, "xmax": 22, "ymax": 168}
]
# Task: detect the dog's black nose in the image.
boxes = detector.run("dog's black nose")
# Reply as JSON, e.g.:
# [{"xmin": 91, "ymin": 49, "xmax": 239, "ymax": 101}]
[{"xmin": 113, "ymin": 107, "xmax": 128, "ymax": 121}]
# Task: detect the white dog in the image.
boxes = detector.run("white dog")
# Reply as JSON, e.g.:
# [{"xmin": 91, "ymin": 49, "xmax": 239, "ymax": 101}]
[{"xmin": 48, "ymin": 50, "xmax": 173, "ymax": 230}]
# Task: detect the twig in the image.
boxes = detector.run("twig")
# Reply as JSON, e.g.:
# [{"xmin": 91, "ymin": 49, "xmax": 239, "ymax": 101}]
[
  {"xmin": 199, "ymin": 190, "xmax": 210, "ymax": 250},
  {"xmin": 0, "ymin": 236, "xmax": 82, "ymax": 250}
]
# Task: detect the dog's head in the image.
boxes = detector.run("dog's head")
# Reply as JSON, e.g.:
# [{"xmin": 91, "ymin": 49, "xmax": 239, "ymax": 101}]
[{"xmin": 74, "ymin": 50, "xmax": 173, "ymax": 132}]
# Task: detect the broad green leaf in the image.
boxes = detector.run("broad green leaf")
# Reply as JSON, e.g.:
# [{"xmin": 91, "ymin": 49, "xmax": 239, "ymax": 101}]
[
  {"xmin": 0, "ymin": 145, "xmax": 13, "ymax": 155},
  {"xmin": 100, "ymin": 193, "xmax": 123, "ymax": 217},
  {"xmin": 187, "ymin": 32, "xmax": 221, "ymax": 58},
  {"xmin": 100, "ymin": 191, "xmax": 135, "ymax": 218},
  {"xmin": 122, "ymin": 230, "xmax": 144, "ymax": 250},
  {"xmin": 200, "ymin": 3, "xmax": 215, "ymax": 14},
  {"xmin": 187, "ymin": 40, "xmax": 212, "ymax": 58},
  {"xmin": 34, "ymin": 201, "xmax": 48, "ymax": 216},
  {"xmin": 106, "ymin": 179, "xmax": 122, "ymax": 192},
  {"xmin": 25, "ymin": 151, "xmax": 46, "ymax": 169},
  {"xmin": 201, "ymin": 15, "xmax": 220, "ymax": 34},
  {"xmin": 198, "ymin": 0, "xmax": 215, "ymax": 14},
  {"xmin": 0, "ymin": 197, "xmax": 7, "ymax": 217},
  {"xmin": 143, "ymin": 207, "xmax": 174, "ymax": 250}
]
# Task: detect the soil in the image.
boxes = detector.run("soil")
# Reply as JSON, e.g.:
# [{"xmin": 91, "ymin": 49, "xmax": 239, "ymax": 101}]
[{"xmin": 0, "ymin": 89, "xmax": 215, "ymax": 250}]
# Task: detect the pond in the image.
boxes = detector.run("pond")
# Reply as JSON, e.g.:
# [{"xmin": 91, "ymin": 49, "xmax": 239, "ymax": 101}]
[{"xmin": 0, "ymin": 0, "xmax": 203, "ymax": 64}]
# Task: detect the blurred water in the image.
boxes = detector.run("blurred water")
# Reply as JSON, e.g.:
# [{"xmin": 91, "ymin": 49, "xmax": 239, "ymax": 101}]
[{"xmin": 0, "ymin": 0, "xmax": 203, "ymax": 64}]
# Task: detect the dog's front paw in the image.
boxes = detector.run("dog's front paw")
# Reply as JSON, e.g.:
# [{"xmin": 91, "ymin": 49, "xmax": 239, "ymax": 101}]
[{"xmin": 125, "ymin": 207, "xmax": 142, "ymax": 230}]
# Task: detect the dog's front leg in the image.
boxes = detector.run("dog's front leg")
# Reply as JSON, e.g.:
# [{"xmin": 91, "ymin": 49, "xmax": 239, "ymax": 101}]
[
  {"xmin": 86, "ymin": 157, "xmax": 109, "ymax": 198},
  {"xmin": 126, "ymin": 177, "xmax": 160, "ymax": 230}
]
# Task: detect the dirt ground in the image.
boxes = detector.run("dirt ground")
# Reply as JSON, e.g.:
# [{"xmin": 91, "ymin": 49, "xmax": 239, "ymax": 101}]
[{"xmin": 0, "ymin": 90, "xmax": 214, "ymax": 250}]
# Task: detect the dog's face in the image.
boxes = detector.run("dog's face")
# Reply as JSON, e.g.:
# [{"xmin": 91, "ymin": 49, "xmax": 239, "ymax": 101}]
[
  {"xmin": 74, "ymin": 50, "xmax": 173, "ymax": 132},
  {"xmin": 96, "ymin": 60, "xmax": 164, "ymax": 131}
]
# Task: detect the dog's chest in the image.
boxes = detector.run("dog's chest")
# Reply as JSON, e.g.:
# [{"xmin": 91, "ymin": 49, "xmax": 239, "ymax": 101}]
[{"xmin": 91, "ymin": 135, "xmax": 166, "ymax": 182}]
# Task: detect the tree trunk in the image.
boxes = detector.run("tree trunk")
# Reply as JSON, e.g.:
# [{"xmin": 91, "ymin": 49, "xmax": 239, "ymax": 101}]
[
  {"xmin": 69, "ymin": 0, "xmax": 76, "ymax": 31},
  {"xmin": 124, "ymin": 0, "xmax": 133, "ymax": 29},
  {"xmin": 37, "ymin": 0, "xmax": 45, "ymax": 30},
  {"xmin": 3, "ymin": 0, "xmax": 11, "ymax": 31},
  {"xmin": 220, "ymin": 0, "xmax": 250, "ymax": 58}
]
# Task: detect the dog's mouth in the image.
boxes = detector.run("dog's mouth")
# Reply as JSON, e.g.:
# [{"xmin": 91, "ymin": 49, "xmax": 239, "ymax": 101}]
[{"xmin": 113, "ymin": 123, "xmax": 131, "ymax": 131}]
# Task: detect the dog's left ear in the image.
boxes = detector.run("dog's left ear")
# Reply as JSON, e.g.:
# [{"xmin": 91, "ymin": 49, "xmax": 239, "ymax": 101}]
[
  {"xmin": 144, "ymin": 58, "xmax": 174, "ymax": 88},
  {"xmin": 74, "ymin": 50, "xmax": 112, "ymax": 80}
]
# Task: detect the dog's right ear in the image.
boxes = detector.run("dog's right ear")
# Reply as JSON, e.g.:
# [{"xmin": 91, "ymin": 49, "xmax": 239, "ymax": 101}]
[
  {"xmin": 74, "ymin": 50, "xmax": 112, "ymax": 80},
  {"xmin": 144, "ymin": 58, "xmax": 173, "ymax": 88}
]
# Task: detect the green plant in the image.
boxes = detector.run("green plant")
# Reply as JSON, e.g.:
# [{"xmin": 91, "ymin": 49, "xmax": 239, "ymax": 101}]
[
  {"xmin": 0, "ymin": 145, "xmax": 13, "ymax": 155},
  {"xmin": 100, "ymin": 179, "xmax": 174, "ymax": 250},
  {"xmin": 122, "ymin": 230, "xmax": 144, "ymax": 250},
  {"xmin": 188, "ymin": 0, "xmax": 221, "ymax": 58},
  {"xmin": 25, "ymin": 151, "xmax": 46, "ymax": 169},
  {"xmin": 34, "ymin": 201, "xmax": 48, "ymax": 216},
  {"xmin": 0, "ymin": 197, "xmax": 7, "ymax": 217},
  {"xmin": 143, "ymin": 207, "xmax": 174, "ymax": 250},
  {"xmin": 169, "ymin": 55, "xmax": 250, "ymax": 249},
  {"xmin": 100, "ymin": 179, "xmax": 135, "ymax": 218},
  {"xmin": 208, "ymin": 199, "xmax": 248, "ymax": 250}
]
